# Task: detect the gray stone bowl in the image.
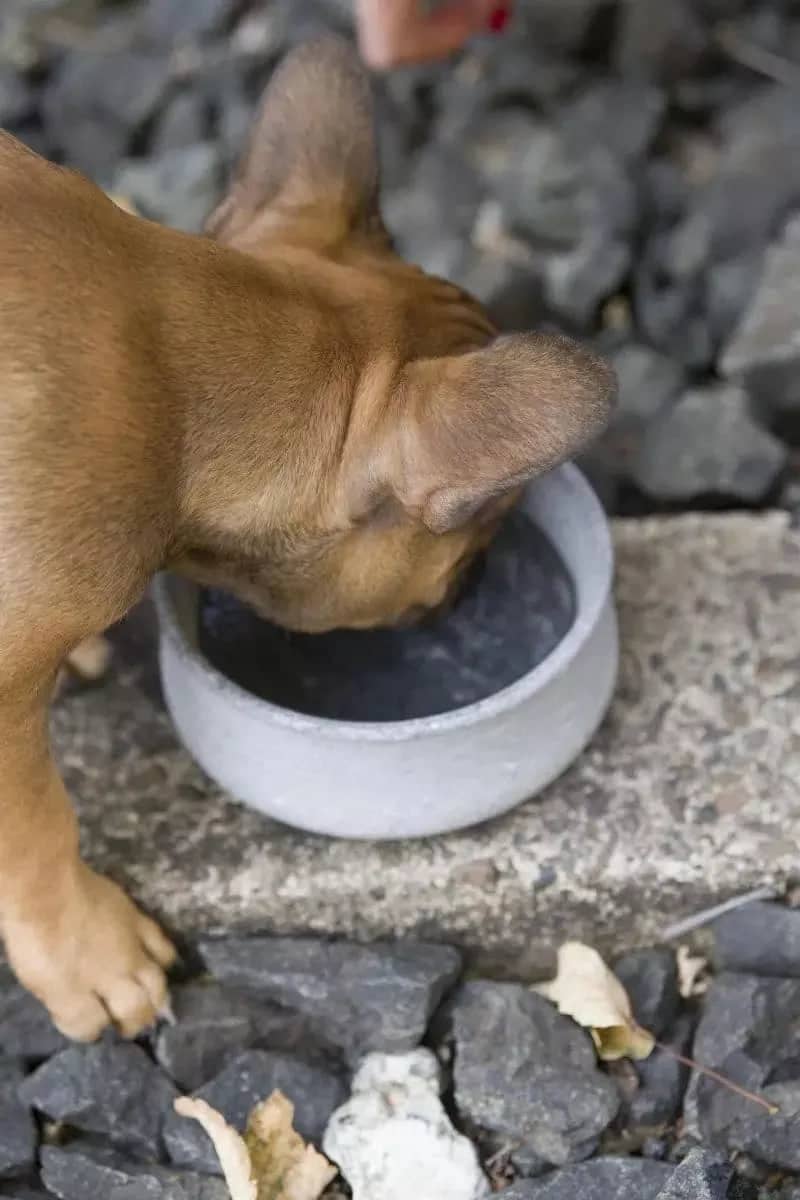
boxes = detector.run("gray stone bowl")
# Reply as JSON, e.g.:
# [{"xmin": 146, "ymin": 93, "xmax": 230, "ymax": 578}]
[{"xmin": 153, "ymin": 464, "xmax": 617, "ymax": 839}]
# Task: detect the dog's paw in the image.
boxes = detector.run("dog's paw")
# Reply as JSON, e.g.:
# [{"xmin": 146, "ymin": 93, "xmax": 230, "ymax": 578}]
[{"xmin": 4, "ymin": 865, "xmax": 176, "ymax": 1040}]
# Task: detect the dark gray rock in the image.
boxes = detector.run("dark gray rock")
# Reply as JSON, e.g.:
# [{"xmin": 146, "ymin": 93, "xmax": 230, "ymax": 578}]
[
  {"xmin": 151, "ymin": 92, "xmax": 208, "ymax": 155},
  {"xmin": 154, "ymin": 979, "xmax": 326, "ymax": 1092},
  {"xmin": 487, "ymin": 113, "xmax": 639, "ymax": 319},
  {"xmin": 561, "ymin": 79, "xmax": 666, "ymax": 164},
  {"xmin": 383, "ymin": 143, "xmax": 485, "ymax": 269},
  {"xmin": 19, "ymin": 1042, "xmax": 177, "ymax": 1161},
  {"xmin": 515, "ymin": 0, "xmax": 615, "ymax": 56},
  {"xmin": 0, "ymin": 1060, "xmax": 36, "ymax": 1180},
  {"xmin": 42, "ymin": 49, "xmax": 172, "ymax": 180},
  {"xmin": 623, "ymin": 1014, "xmax": 695, "ymax": 1131},
  {"xmin": 614, "ymin": 0, "xmax": 710, "ymax": 82},
  {"xmin": 199, "ymin": 937, "xmax": 462, "ymax": 1063},
  {"xmin": 499, "ymin": 1156, "xmax": 673, "ymax": 1198},
  {"xmin": 434, "ymin": 44, "xmax": 579, "ymax": 145},
  {"xmin": 655, "ymin": 1149, "xmax": 733, "ymax": 1198},
  {"xmin": 538, "ymin": 151, "xmax": 637, "ymax": 326},
  {"xmin": 686, "ymin": 972, "xmax": 800, "ymax": 1151},
  {"xmin": 633, "ymin": 239, "xmax": 715, "ymax": 370},
  {"xmin": 712, "ymin": 902, "xmax": 800, "ymax": 978},
  {"xmin": 451, "ymin": 981, "xmax": 619, "ymax": 1165},
  {"xmin": 0, "ymin": 66, "xmax": 33, "ymax": 129},
  {"xmin": 454, "ymin": 248, "xmax": 549, "ymax": 334},
  {"xmin": 580, "ymin": 343, "xmax": 686, "ymax": 503},
  {"xmin": 498, "ymin": 123, "xmax": 586, "ymax": 251},
  {"xmin": 41, "ymin": 1143, "xmax": 228, "ymax": 1200},
  {"xmin": 706, "ymin": 252, "xmax": 765, "ymax": 348},
  {"xmin": 722, "ymin": 217, "xmax": 800, "ymax": 414},
  {"xmin": 144, "ymin": 0, "xmax": 235, "ymax": 42},
  {"xmin": 0, "ymin": 1187, "xmax": 49, "ymax": 1199},
  {"xmin": 711, "ymin": 87, "xmax": 800, "ymax": 254},
  {"xmin": 700, "ymin": 1078, "xmax": 800, "ymax": 1172},
  {"xmin": 0, "ymin": 965, "xmax": 67, "ymax": 1060},
  {"xmin": 163, "ymin": 1050, "xmax": 345, "ymax": 1174},
  {"xmin": 642, "ymin": 1137, "xmax": 670, "ymax": 1160},
  {"xmin": 112, "ymin": 144, "xmax": 222, "ymax": 233},
  {"xmin": 637, "ymin": 85, "xmax": 800, "ymax": 369},
  {"xmin": 632, "ymin": 383, "xmax": 786, "ymax": 503},
  {"xmin": 614, "ymin": 947, "xmax": 680, "ymax": 1038}
]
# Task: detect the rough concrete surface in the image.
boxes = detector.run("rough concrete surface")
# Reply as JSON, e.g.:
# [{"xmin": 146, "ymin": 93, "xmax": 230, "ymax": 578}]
[{"xmin": 51, "ymin": 513, "xmax": 800, "ymax": 976}]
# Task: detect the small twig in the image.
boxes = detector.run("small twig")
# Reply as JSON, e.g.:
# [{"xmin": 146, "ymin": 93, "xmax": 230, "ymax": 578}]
[
  {"xmin": 661, "ymin": 885, "xmax": 780, "ymax": 942},
  {"xmin": 654, "ymin": 1041, "xmax": 780, "ymax": 1116},
  {"xmin": 716, "ymin": 22, "xmax": 800, "ymax": 88}
]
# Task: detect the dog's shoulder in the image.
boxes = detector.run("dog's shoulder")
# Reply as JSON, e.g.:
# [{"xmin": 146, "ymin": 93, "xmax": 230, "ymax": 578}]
[{"xmin": 0, "ymin": 129, "xmax": 48, "ymax": 179}]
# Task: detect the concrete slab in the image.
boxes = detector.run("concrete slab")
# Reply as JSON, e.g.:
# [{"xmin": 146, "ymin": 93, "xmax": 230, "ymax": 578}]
[{"xmin": 52, "ymin": 513, "xmax": 800, "ymax": 977}]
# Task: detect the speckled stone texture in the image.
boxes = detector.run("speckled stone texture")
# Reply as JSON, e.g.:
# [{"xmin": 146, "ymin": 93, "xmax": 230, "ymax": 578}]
[{"xmin": 51, "ymin": 512, "xmax": 800, "ymax": 976}]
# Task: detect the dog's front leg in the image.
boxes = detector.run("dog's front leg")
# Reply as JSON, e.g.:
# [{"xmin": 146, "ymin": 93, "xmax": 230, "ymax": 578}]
[{"xmin": 0, "ymin": 671, "xmax": 176, "ymax": 1039}]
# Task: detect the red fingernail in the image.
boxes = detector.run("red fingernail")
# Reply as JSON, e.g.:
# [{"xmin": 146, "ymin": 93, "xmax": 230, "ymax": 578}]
[{"xmin": 487, "ymin": 4, "xmax": 510, "ymax": 32}]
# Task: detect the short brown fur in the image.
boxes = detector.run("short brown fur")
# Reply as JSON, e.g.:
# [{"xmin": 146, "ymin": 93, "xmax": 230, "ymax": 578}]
[{"xmin": 0, "ymin": 37, "xmax": 615, "ymax": 1038}]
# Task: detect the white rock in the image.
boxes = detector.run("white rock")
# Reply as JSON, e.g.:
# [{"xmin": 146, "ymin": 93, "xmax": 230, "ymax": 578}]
[{"xmin": 323, "ymin": 1049, "xmax": 489, "ymax": 1200}]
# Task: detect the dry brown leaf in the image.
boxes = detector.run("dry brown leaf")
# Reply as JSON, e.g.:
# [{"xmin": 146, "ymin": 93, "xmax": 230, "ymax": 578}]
[
  {"xmin": 536, "ymin": 941, "xmax": 655, "ymax": 1061},
  {"xmin": 174, "ymin": 1098, "xmax": 256, "ymax": 1200},
  {"xmin": 174, "ymin": 1091, "xmax": 335, "ymax": 1200},
  {"xmin": 246, "ymin": 1093, "xmax": 337, "ymax": 1200},
  {"xmin": 677, "ymin": 945, "xmax": 710, "ymax": 999}
]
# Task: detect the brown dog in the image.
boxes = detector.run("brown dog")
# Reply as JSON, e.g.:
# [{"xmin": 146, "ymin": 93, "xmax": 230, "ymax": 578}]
[{"xmin": 0, "ymin": 37, "xmax": 614, "ymax": 1040}]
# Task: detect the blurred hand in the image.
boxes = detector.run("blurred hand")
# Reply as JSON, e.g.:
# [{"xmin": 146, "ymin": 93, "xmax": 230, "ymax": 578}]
[{"xmin": 355, "ymin": 0, "xmax": 511, "ymax": 69}]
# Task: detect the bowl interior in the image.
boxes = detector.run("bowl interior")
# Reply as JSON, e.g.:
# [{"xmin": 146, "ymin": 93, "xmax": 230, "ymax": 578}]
[
  {"xmin": 156, "ymin": 464, "xmax": 613, "ymax": 737},
  {"xmin": 197, "ymin": 506, "xmax": 575, "ymax": 723}
]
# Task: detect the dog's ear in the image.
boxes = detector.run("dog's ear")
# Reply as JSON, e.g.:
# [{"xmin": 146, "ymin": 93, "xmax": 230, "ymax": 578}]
[
  {"xmin": 207, "ymin": 36, "xmax": 381, "ymax": 245},
  {"xmin": 362, "ymin": 334, "xmax": 616, "ymax": 534}
]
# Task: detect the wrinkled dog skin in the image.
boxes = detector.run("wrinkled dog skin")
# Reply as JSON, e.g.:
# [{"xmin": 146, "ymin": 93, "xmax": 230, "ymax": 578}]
[{"xmin": 0, "ymin": 37, "xmax": 615, "ymax": 1039}]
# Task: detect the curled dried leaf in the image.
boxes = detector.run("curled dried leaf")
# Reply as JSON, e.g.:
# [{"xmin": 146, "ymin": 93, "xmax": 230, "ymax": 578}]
[
  {"xmin": 174, "ymin": 1097, "xmax": 255, "ymax": 1200},
  {"xmin": 536, "ymin": 941, "xmax": 655, "ymax": 1061},
  {"xmin": 174, "ymin": 1091, "xmax": 336, "ymax": 1200}
]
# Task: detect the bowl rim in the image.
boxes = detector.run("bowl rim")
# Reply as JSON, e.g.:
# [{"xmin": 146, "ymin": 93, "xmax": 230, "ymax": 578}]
[{"xmin": 154, "ymin": 463, "xmax": 613, "ymax": 743}]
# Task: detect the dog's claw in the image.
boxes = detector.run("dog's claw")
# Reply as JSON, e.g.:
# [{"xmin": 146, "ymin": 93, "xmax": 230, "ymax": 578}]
[{"xmin": 157, "ymin": 999, "xmax": 176, "ymax": 1026}]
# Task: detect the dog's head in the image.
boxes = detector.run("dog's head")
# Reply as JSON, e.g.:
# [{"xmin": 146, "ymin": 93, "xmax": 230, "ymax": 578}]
[{"xmin": 188, "ymin": 37, "xmax": 615, "ymax": 633}]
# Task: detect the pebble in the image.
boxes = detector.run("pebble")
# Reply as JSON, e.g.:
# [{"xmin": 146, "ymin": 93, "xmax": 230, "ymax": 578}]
[
  {"xmin": 163, "ymin": 1049, "xmax": 345, "ymax": 1174},
  {"xmin": 144, "ymin": 0, "xmax": 236, "ymax": 42},
  {"xmin": 0, "ymin": 966, "xmax": 67, "ymax": 1060},
  {"xmin": 450, "ymin": 981, "xmax": 619, "ymax": 1165},
  {"xmin": 622, "ymin": 1014, "xmax": 695, "ymax": 1132},
  {"xmin": 323, "ymin": 1049, "xmax": 489, "ymax": 1200},
  {"xmin": 0, "ymin": 66, "xmax": 33, "ymax": 129},
  {"xmin": 18, "ymin": 1042, "xmax": 177, "ymax": 1161},
  {"xmin": 41, "ymin": 47, "xmax": 172, "ymax": 180},
  {"xmin": 0, "ymin": 1060, "xmax": 36, "ymax": 1181},
  {"xmin": 655, "ymin": 1149, "xmax": 733, "ymax": 1198},
  {"xmin": 721, "ymin": 211, "xmax": 800, "ymax": 417},
  {"xmin": 154, "ymin": 979, "xmax": 325, "ymax": 1092},
  {"xmin": 711, "ymin": 902, "xmax": 800, "ymax": 978},
  {"xmin": 151, "ymin": 91, "xmax": 208, "ymax": 155},
  {"xmin": 498, "ymin": 1156, "xmax": 673, "ymax": 1197},
  {"xmin": 699, "ymin": 1077, "xmax": 800, "ymax": 1173},
  {"xmin": 633, "ymin": 383, "xmax": 787, "ymax": 503},
  {"xmin": 112, "ymin": 143, "xmax": 222, "ymax": 233},
  {"xmin": 614, "ymin": 947, "xmax": 680, "ymax": 1038},
  {"xmin": 200, "ymin": 937, "xmax": 462, "ymax": 1063},
  {"xmin": 686, "ymin": 971, "xmax": 800, "ymax": 1160},
  {"xmin": 40, "ymin": 1143, "xmax": 228, "ymax": 1199}
]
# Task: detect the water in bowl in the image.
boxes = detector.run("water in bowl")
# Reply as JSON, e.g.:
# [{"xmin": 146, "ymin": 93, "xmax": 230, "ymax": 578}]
[{"xmin": 198, "ymin": 510, "xmax": 575, "ymax": 722}]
